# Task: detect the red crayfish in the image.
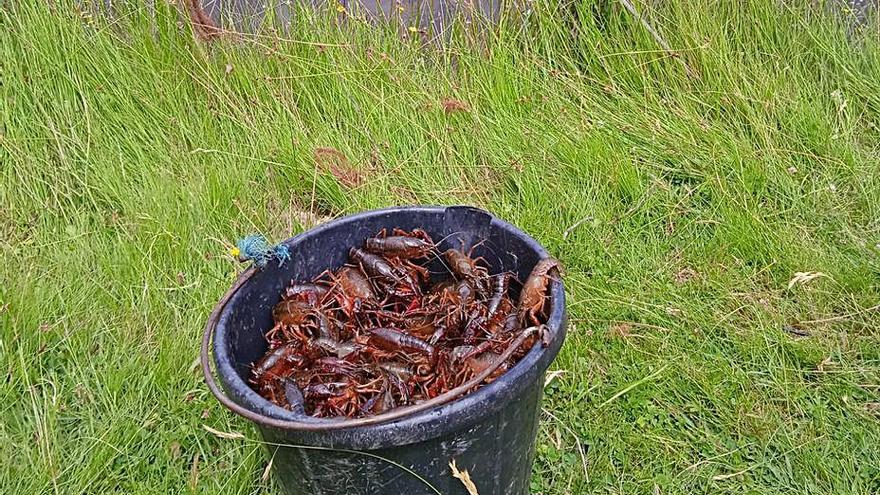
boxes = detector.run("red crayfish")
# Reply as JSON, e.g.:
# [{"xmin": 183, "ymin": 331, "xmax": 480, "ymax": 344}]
[{"xmin": 249, "ymin": 228, "xmax": 560, "ymax": 418}]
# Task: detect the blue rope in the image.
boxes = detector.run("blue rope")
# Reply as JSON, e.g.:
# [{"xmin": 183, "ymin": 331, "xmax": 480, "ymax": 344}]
[{"xmin": 235, "ymin": 234, "xmax": 290, "ymax": 268}]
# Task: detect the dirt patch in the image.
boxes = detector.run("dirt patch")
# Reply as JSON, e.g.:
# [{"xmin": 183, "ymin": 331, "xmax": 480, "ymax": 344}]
[{"xmin": 674, "ymin": 267, "xmax": 698, "ymax": 285}]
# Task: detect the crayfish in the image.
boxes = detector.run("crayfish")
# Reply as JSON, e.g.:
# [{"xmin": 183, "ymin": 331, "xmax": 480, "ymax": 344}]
[{"xmin": 249, "ymin": 228, "xmax": 560, "ymax": 418}]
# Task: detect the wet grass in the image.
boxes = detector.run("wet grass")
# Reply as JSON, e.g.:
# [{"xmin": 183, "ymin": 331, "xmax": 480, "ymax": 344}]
[{"xmin": 2, "ymin": 0, "xmax": 880, "ymax": 493}]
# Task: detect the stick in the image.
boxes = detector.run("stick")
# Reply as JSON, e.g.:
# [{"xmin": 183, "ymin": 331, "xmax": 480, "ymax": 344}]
[
  {"xmin": 186, "ymin": 0, "xmax": 222, "ymax": 41},
  {"xmin": 800, "ymin": 302, "xmax": 880, "ymax": 325},
  {"xmin": 600, "ymin": 364, "xmax": 668, "ymax": 407},
  {"xmin": 615, "ymin": 0, "xmax": 696, "ymax": 78},
  {"xmin": 563, "ymin": 215, "xmax": 594, "ymax": 239}
]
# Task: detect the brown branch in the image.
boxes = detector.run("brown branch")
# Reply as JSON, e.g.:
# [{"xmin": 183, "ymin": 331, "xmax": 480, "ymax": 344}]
[
  {"xmin": 615, "ymin": 0, "xmax": 696, "ymax": 79},
  {"xmin": 185, "ymin": 0, "xmax": 222, "ymax": 41}
]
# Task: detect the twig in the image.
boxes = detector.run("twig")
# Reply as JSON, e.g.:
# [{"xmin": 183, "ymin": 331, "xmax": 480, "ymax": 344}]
[
  {"xmin": 449, "ymin": 459, "xmax": 480, "ymax": 495},
  {"xmin": 615, "ymin": 0, "xmax": 696, "ymax": 78},
  {"xmin": 262, "ymin": 449, "xmax": 276, "ymax": 482},
  {"xmin": 543, "ymin": 408, "xmax": 590, "ymax": 482},
  {"xmin": 185, "ymin": 0, "xmax": 221, "ymax": 41},
  {"xmin": 600, "ymin": 364, "xmax": 669, "ymax": 407},
  {"xmin": 577, "ymin": 318, "xmax": 672, "ymax": 333},
  {"xmin": 783, "ymin": 325, "xmax": 810, "ymax": 337},
  {"xmin": 189, "ymin": 453, "xmax": 200, "ymax": 489},
  {"xmin": 544, "ymin": 370, "xmax": 567, "ymax": 387},
  {"xmin": 203, "ymin": 424, "xmax": 245, "ymax": 439},
  {"xmin": 611, "ymin": 184, "xmax": 655, "ymax": 224},
  {"xmin": 800, "ymin": 302, "xmax": 880, "ymax": 325},
  {"xmin": 563, "ymin": 215, "xmax": 594, "ymax": 239},
  {"xmin": 681, "ymin": 445, "xmax": 746, "ymax": 474},
  {"xmin": 189, "ymin": 148, "xmax": 286, "ymax": 166},
  {"xmin": 711, "ymin": 435, "xmax": 824, "ymax": 482},
  {"xmin": 712, "ymin": 467, "xmax": 750, "ymax": 481},
  {"xmin": 598, "ymin": 43, "xmax": 710, "ymax": 59}
]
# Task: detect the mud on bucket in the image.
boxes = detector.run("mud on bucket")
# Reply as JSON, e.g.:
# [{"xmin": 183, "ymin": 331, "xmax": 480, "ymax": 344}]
[{"xmin": 201, "ymin": 206, "xmax": 567, "ymax": 494}]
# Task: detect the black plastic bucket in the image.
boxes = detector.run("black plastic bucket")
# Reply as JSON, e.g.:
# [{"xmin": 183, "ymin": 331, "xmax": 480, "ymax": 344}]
[{"xmin": 202, "ymin": 205, "xmax": 566, "ymax": 495}]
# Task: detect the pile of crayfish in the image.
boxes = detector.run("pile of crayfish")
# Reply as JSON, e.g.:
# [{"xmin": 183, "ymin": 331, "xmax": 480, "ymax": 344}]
[{"xmin": 249, "ymin": 228, "xmax": 559, "ymax": 418}]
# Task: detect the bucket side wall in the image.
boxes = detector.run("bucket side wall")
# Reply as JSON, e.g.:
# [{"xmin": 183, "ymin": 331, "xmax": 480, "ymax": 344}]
[{"xmin": 259, "ymin": 374, "xmax": 544, "ymax": 495}]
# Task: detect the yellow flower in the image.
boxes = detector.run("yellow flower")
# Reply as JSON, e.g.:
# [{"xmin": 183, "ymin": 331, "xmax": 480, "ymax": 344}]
[
  {"xmin": 336, "ymin": 4, "xmax": 346, "ymax": 13},
  {"xmin": 230, "ymin": 246, "xmax": 241, "ymax": 257},
  {"xmin": 408, "ymin": 26, "xmax": 418, "ymax": 33}
]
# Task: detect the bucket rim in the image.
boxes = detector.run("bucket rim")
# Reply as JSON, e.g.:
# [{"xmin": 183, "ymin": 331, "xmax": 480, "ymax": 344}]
[{"xmin": 203, "ymin": 205, "xmax": 566, "ymax": 446}]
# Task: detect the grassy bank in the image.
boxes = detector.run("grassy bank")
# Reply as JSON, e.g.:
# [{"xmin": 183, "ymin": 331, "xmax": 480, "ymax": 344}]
[{"xmin": 2, "ymin": 0, "xmax": 879, "ymax": 493}]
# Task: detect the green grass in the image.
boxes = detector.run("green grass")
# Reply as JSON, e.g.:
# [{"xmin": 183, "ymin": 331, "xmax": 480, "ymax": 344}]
[{"xmin": 2, "ymin": 0, "xmax": 880, "ymax": 493}]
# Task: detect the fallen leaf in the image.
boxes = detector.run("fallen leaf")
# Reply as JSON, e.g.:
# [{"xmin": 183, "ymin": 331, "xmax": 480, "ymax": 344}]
[
  {"xmin": 202, "ymin": 424, "xmax": 245, "ymax": 440},
  {"xmin": 313, "ymin": 146, "xmax": 347, "ymax": 168},
  {"xmin": 313, "ymin": 147, "xmax": 363, "ymax": 188},
  {"xmin": 142, "ymin": 415, "xmax": 157, "ymax": 429},
  {"xmin": 442, "ymin": 98, "xmax": 470, "ymax": 114},
  {"xmin": 329, "ymin": 165, "xmax": 362, "ymax": 188},
  {"xmin": 665, "ymin": 306, "xmax": 683, "ymax": 317},
  {"xmin": 449, "ymin": 459, "xmax": 480, "ymax": 495},
  {"xmin": 189, "ymin": 453, "xmax": 200, "ymax": 490},
  {"xmin": 544, "ymin": 370, "xmax": 567, "ymax": 388},
  {"xmin": 225, "ymin": 64, "xmax": 233, "ymax": 75},
  {"xmin": 169, "ymin": 441, "xmax": 182, "ymax": 459},
  {"xmin": 786, "ymin": 166, "xmax": 798, "ymax": 175},
  {"xmin": 787, "ymin": 271, "xmax": 826, "ymax": 290},
  {"xmin": 262, "ymin": 455, "xmax": 274, "ymax": 482}
]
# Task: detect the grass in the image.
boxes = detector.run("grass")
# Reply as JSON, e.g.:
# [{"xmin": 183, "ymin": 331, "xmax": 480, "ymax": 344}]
[{"xmin": 2, "ymin": 0, "xmax": 880, "ymax": 493}]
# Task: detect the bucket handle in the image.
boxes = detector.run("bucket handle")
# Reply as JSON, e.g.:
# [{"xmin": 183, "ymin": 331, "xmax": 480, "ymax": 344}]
[{"xmin": 201, "ymin": 271, "xmax": 541, "ymax": 431}]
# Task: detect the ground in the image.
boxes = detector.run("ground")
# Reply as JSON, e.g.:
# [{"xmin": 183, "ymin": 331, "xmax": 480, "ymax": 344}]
[{"xmin": 2, "ymin": 1, "xmax": 880, "ymax": 493}]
